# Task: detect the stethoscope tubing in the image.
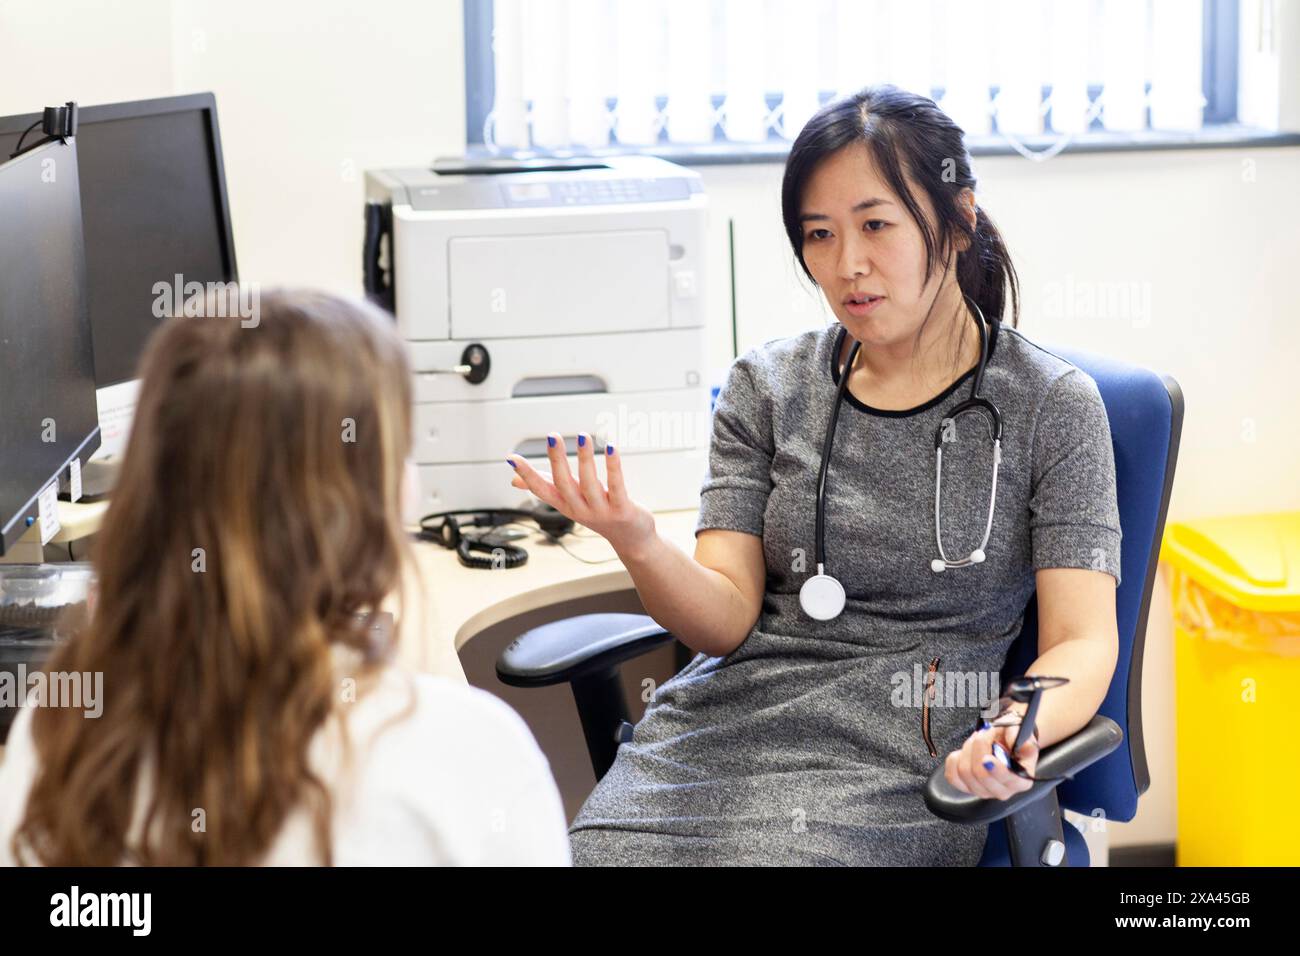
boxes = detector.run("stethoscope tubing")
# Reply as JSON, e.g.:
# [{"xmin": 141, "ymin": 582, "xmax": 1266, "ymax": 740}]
[
  {"xmin": 811, "ymin": 296, "xmax": 1001, "ymax": 585},
  {"xmin": 814, "ymin": 333, "xmax": 861, "ymax": 576}
]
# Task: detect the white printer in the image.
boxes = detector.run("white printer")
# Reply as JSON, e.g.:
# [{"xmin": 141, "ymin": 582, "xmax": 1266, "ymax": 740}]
[{"xmin": 364, "ymin": 155, "xmax": 712, "ymax": 516}]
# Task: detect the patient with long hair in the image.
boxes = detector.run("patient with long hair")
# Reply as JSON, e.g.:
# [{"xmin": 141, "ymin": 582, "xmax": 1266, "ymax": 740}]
[{"xmin": 0, "ymin": 288, "xmax": 570, "ymax": 866}]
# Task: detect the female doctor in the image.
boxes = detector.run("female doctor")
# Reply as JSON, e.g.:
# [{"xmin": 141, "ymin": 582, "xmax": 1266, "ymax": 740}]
[{"xmin": 505, "ymin": 85, "xmax": 1123, "ymax": 866}]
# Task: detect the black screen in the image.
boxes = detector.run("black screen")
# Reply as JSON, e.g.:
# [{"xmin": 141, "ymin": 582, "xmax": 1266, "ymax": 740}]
[
  {"xmin": 0, "ymin": 99, "xmax": 236, "ymax": 388},
  {"xmin": 0, "ymin": 139, "xmax": 100, "ymax": 555}
]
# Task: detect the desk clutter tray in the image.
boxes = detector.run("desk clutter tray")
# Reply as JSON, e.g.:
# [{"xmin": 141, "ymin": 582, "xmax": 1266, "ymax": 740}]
[
  {"xmin": 0, "ymin": 563, "xmax": 94, "ymax": 640},
  {"xmin": 0, "ymin": 563, "xmax": 96, "ymax": 743}
]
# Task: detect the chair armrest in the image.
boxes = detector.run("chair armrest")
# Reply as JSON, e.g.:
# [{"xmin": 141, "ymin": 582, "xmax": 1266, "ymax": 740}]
[
  {"xmin": 923, "ymin": 715, "xmax": 1124, "ymax": 825},
  {"xmin": 496, "ymin": 612, "xmax": 674, "ymax": 687}
]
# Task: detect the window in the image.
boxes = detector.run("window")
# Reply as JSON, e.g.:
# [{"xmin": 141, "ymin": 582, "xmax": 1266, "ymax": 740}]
[{"xmin": 464, "ymin": 0, "xmax": 1289, "ymax": 162}]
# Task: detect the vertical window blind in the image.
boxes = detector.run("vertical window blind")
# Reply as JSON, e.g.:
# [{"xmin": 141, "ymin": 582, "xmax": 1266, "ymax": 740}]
[{"xmin": 481, "ymin": 0, "xmax": 1211, "ymax": 157}]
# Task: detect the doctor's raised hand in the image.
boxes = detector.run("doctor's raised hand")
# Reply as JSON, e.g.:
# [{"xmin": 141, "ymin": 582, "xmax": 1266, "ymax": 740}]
[{"xmin": 505, "ymin": 432, "xmax": 656, "ymax": 559}]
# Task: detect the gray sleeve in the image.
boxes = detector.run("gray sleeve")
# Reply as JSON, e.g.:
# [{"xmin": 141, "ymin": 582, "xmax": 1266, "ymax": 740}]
[
  {"xmin": 695, "ymin": 352, "xmax": 775, "ymax": 538},
  {"xmin": 1028, "ymin": 368, "xmax": 1123, "ymax": 587}
]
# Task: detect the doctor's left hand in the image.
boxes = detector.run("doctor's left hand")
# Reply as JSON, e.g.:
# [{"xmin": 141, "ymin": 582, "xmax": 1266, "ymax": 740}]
[{"xmin": 944, "ymin": 720, "xmax": 1039, "ymax": 801}]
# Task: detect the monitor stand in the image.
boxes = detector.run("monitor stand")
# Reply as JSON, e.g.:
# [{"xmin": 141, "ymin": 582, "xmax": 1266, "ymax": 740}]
[
  {"xmin": 0, "ymin": 540, "xmax": 44, "ymax": 564},
  {"xmin": 74, "ymin": 457, "xmax": 120, "ymax": 502}
]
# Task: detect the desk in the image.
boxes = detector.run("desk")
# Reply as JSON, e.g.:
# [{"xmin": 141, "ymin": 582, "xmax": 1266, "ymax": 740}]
[
  {"xmin": 394, "ymin": 509, "xmax": 700, "ymax": 681},
  {"xmin": 8, "ymin": 503, "xmax": 702, "ymax": 683},
  {"xmin": 2, "ymin": 499, "xmax": 112, "ymax": 563}
]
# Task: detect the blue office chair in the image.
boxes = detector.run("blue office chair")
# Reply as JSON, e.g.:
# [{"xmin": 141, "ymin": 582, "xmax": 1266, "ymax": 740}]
[{"xmin": 497, "ymin": 347, "xmax": 1183, "ymax": 867}]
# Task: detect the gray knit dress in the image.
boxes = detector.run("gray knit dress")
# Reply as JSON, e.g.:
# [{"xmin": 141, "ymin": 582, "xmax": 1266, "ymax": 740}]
[{"xmin": 569, "ymin": 319, "xmax": 1122, "ymax": 866}]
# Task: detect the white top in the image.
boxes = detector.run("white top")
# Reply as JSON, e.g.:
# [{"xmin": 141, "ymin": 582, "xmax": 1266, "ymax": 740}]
[{"xmin": 0, "ymin": 668, "xmax": 572, "ymax": 866}]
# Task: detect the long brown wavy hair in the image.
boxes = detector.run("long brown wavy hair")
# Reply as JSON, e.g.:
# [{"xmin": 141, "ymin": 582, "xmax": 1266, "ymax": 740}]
[{"xmin": 13, "ymin": 288, "xmax": 416, "ymax": 865}]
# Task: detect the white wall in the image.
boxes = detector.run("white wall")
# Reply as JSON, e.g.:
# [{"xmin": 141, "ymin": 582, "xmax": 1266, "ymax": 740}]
[
  {"xmin": 167, "ymin": 0, "xmax": 465, "ymax": 294},
  {"xmin": 0, "ymin": 0, "xmax": 466, "ymax": 293},
  {"xmin": 0, "ymin": 0, "xmax": 174, "ymax": 112},
  {"xmin": 4, "ymin": 0, "xmax": 1298, "ymax": 855}
]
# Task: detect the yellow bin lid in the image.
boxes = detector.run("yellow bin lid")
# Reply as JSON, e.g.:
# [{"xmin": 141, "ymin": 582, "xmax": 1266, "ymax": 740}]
[{"xmin": 1161, "ymin": 511, "xmax": 1300, "ymax": 612}]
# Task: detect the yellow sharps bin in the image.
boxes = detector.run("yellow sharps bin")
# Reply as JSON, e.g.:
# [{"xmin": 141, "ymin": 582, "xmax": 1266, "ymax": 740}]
[{"xmin": 1161, "ymin": 511, "xmax": 1300, "ymax": 866}]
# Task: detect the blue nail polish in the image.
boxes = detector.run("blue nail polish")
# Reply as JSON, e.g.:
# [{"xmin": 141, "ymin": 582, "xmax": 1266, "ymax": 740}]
[
  {"xmin": 606, "ymin": 443, "xmax": 614, "ymax": 455},
  {"xmin": 578, "ymin": 434, "xmax": 586, "ymax": 447},
  {"xmin": 547, "ymin": 435, "xmax": 556, "ymax": 447},
  {"xmin": 982, "ymin": 759, "xmax": 996, "ymax": 771},
  {"xmin": 506, "ymin": 459, "xmax": 517, "ymax": 468}
]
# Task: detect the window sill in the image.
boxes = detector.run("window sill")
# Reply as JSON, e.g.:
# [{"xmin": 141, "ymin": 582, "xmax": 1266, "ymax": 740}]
[{"xmin": 465, "ymin": 125, "xmax": 1300, "ymax": 167}]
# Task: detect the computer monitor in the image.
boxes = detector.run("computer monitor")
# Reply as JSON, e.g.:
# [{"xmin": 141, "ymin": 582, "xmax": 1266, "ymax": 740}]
[
  {"xmin": 0, "ymin": 93, "xmax": 237, "ymax": 478},
  {"xmin": 0, "ymin": 138, "xmax": 101, "ymax": 557}
]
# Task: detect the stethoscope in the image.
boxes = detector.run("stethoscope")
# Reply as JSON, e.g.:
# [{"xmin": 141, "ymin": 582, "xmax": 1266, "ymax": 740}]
[{"xmin": 799, "ymin": 297, "xmax": 1004, "ymax": 621}]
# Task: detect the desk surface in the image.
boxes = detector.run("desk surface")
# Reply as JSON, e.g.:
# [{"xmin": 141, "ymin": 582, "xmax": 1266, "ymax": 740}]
[
  {"xmin": 10, "ymin": 499, "xmax": 111, "ymax": 547},
  {"xmin": 392, "ymin": 509, "xmax": 701, "ymax": 682},
  {"xmin": 18, "ymin": 500, "xmax": 698, "ymax": 686}
]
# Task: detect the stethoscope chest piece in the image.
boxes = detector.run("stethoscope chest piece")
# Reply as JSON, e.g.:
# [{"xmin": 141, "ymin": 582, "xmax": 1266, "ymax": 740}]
[{"xmin": 799, "ymin": 572, "xmax": 846, "ymax": 621}]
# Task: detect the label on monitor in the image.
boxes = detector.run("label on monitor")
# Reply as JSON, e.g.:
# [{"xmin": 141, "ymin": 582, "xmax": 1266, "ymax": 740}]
[
  {"xmin": 37, "ymin": 481, "xmax": 61, "ymax": 545},
  {"xmin": 69, "ymin": 459, "xmax": 82, "ymax": 503}
]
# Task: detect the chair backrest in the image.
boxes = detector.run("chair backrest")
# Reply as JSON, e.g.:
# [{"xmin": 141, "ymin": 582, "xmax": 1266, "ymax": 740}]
[{"xmin": 998, "ymin": 347, "xmax": 1183, "ymax": 822}]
